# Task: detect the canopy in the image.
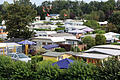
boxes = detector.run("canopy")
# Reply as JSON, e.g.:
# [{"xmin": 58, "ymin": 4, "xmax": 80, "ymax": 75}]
[
  {"xmin": 42, "ymin": 44, "xmax": 59, "ymax": 50},
  {"xmin": 52, "ymin": 58, "xmax": 74, "ymax": 69},
  {"xmin": 18, "ymin": 40, "xmax": 36, "ymax": 45},
  {"xmin": 68, "ymin": 30, "xmax": 86, "ymax": 34}
]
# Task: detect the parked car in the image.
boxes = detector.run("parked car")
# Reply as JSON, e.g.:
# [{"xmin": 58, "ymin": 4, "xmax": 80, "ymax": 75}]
[{"xmin": 7, "ymin": 53, "xmax": 31, "ymax": 62}]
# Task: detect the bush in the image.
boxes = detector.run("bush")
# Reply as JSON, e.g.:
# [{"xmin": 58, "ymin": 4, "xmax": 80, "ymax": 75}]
[
  {"xmin": 111, "ymin": 42, "xmax": 120, "ymax": 45},
  {"xmin": 63, "ymin": 60, "xmax": 98, "ymax": 80},
  {"xmin": 71, "ymin": 46, "xmax": 80, "ymax": 52},
  {"xmin": 31, "ymin": 55, "xmax": 43, "ymax": 63},
  {"xmin": 94, "ymin": 30, "xmax": 106, "ymax": 34},
  {"xmin": 0, "ymin": 56, "xmax": 14, "ymax": 79},
  {"xmin": 82, "ymin": 36, "xmax": 95, "ymax": 49},
  {"xmin": 34, "ymin": 28, "xmax": 51, "ymax": 31},
  {"xmin": 97, "ymin": 58, "xmax": 120, "ymax": 80},
  {"xmin": 55, "ymin": 48, "xmax": 66, "ymax": 52},
  {"xmin": 84, "ymin": 20, "xmax": 101, "ymax": 29},
  {"xmin": 36, "ymin": 47, "xmax": 46, "ymax": 55},
  {"xmin": 55, "ymin": 27, "xmax": 65, "ymax": 31},
  {"xmin": 95, "ymin": 34, "xmax": 106, "ymax": 45},
  {"xmin": 1, "ymin": 55, "xmax": 120, "ymax": 80},
  {"xmin": 36, "ymin": 60, "xmax": 60, "ymax": 80},
  {"xmin": 68, "ymin": 56, "xmax": 76, "ymax": 60},
  {"xmin": 0, "ymin": 56, "xmax": 34, "ymax": 80},
  {"xmin": 10, "ymin": 61, "xmax": 34, "ymax": 80}
]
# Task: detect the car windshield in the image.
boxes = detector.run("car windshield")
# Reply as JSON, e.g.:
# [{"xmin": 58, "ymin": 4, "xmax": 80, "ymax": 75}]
[{"xmin": 17, "ymin": 54, "xmax": 28, "ymax": 58}]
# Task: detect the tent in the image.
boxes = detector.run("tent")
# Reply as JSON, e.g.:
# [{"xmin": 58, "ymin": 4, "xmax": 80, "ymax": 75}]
[
  {"xmin": 52, "ymin": 58, "xmax": 74, "ymax": 69},
  {"xmin": 18, "ymin": 40, "xmax": 36, "ymax": 45},
  {"xmin": 42, "ymin": 44, "xmax": 59, "ymax": 50},
  {"xmin": 18, "ymin": 40, "xmax": 36, "ymax": 55}
]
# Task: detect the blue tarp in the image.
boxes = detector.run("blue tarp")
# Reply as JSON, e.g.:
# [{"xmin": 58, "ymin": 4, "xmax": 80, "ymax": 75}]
[
  {"xmin": 42, "ymin": 44, "xmax": 59, "ymax": 50},
  {"xmin": 52, "ymin": 58, "xmax": 74, "ymax": 69}
]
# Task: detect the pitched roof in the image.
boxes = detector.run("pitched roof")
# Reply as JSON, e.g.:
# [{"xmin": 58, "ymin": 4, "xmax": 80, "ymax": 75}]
[
  {"xmin": 50, "ymin": 33, "xmax": 74, "ymax": 37},
  {"xmin": 77, "ymin": 53, "xmax": 110, "ymax": 59},
  {"xmin": 34, "ymin": 37, "xmax": 66, "ymax": 42},
  {"xmin": 93, "ymin": 45, "xmax": 120, "ymax": 50},
  {"xmin": 85, "ymin": 48, "xmax": 120, "ymax": 56},
  {"xmin": 52, "ymin": 58, "xmax": 74, "ymax": 69}
]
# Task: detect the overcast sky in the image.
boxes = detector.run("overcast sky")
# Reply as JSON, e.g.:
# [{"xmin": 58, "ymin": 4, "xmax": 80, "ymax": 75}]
[{"xmin": 0, "ymin": 0, "xmax": 110, "ymax": 6}]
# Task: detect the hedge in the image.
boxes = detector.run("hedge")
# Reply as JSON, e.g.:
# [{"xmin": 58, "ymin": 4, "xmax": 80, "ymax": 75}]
[
  {"xmin": 0, "ymin": 56, "xmax": 120, "ymax": 80},
  {"xmin": 55, "ymin": 48, "xmax": 66, "ymax": 52}
]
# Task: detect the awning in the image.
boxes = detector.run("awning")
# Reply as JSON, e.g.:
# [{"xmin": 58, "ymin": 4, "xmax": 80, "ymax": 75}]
[{"xmin": 42, "ymin": 44, "xmax": 59, "ymax": 50}]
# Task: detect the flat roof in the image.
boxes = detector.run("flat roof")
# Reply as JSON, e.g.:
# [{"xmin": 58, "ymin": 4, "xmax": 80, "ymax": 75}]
[
  {"xmin": 50, "ymin": 33, "xmax": 74, "ymax": 37},
  {"xmin": 33, "ymin": 37, "xmax": 66, "ymax": 42},
  {"xmin": 0, "ymin": 43, "xmax": 21, "ymax": 47},
  {"xmin": 42, "ymin": 52, "xmax": 65, "ymax": 57}
]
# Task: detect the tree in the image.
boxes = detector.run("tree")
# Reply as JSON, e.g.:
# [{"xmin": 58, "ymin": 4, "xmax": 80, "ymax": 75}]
[
  {"xmin": 2, "ymin": 1, "xmax": 10, "ymax": 11},
  {"xmin": 97, "ymin": 58, "xmax": 120, "ymax": 80},
  {"xmin": 84, "ymin": 20, "xmax": 101, "ymax": 29},
  {"xmin": 3, "ymin": 3, "xmax": 37, "ymax": 39},
  {"xmin": 108, "ymin": 11, "xmax": 120, "ymax": 33},
  {"xmin": 71, "ymin": 46, "xmax": 80, "ymax": 52},
  {"xmin": 84, "ymin": 10, "xmax": 105, "ymax": 21},
  {"xmin": 106, "ymin": 23, "xmax": 117, "ymax": 32},
  {"xmin": 84, "ymin": 11, "xmax": 100, "ymax": 21},
  {"xmin": 60, "ymin": 9, "xmax": 70, "ymax": 20},
  {"xmin": 0, "ymin": 12, "xmax": 2, "ymax": 25},
  {"xmin": 98, "ymin": 10, "xmax": 105, "ymax": 21},
  {"xmin": 82, "ymin": 36, "xmax": 95, "ymax": 49},
  {"xmin": 95, "ymin": 34, "xmax": 106, "ymax": 45},
  {"xmin": 94, "ymin": 30, "xmax": 106, "ymax": 34},
  {"xmin": 14, "ymin": 0, "xmax": 32, "ymax": 6}
]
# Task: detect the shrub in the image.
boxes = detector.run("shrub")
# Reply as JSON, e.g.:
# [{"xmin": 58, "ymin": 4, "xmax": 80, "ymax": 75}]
[
  {"xmin": 31, "ymin": 55, "xmax": 43, "ymax": 63},
  {"xmin": 68, "ymin": 56, "xmax": 76, "ymax": 60},
  {"xmin": 36, "ymin": 60, "xmax": 60, "ymax": 80},
  {"xmin": 111, "ymin": 42, "xmax": 120, "ymax": 45},
  {"xmin": 95, "ymin": 34, "xmax": 106, "ymax": 45},
  {"xmin": 82, "ymin": 36, "xmax": 95, "ymax": 49},
  {"xmin": 36, "ymin": 47, "xmax": 46, "ymax": 55},
  {"xmin": 97, "ymin": 58, "xmax": 120, "ymax": 80},
  {"xmin": 71, "ymin": 46, "xmax": 80, "ymax": 52},
  {"xmin": 10, "ymin": 61, "xmax": 34, "ymax": 80},
  {"xmin": 84, "ymin": 20, "xmax": 101, "ymax": 29},
  {"xmin": 0, "ymin": 56, "xmax": 34, "ymax": 80},
  {"xmin": 94, "ymin": 30, "xmax": 106, "ymax": 34},
  {"xmin": 0, "ymin": 56, "xmax": 15, "ymax": 79},
  {"xmin": 55, "ymin": 48, "xmax": 66, "ymax": 52},
  {"xmin": 55, "ymin": 27, "xmax": 65, "ymax": 31},
  {"xmin": 63, "ymin": 60, "xmax": 98, "ymax": 80}
]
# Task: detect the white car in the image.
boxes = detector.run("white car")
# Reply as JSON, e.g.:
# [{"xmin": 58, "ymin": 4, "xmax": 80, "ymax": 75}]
[{"xmin": 7, "ymin": 53, "xmax": 31, "ymax": 63}]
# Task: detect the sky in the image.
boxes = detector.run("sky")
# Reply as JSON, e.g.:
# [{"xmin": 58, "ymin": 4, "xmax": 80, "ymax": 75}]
[{"xmin": 0, "ymin": 0, "xmax": 110, "ymax": 6}]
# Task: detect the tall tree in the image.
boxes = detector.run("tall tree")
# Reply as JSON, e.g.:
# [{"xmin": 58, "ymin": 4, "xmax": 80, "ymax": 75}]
[
  {"xmin": 14, "ymin": 0, "xmax": 32, "ymax": 6},
  {"xmin": 60, "ymin": 9, "xmax": 70, "ymax": 20},
  {"xmin": 108, "ymin": 11, "xmax": 120, "ymax": 33},
  {"xmin": 95, "ymin": 34, "xmax": 106, "ymax": 45},
  {"xmin": 3, "ymin": 3, "xmax": 37, "ymax": 39}
]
